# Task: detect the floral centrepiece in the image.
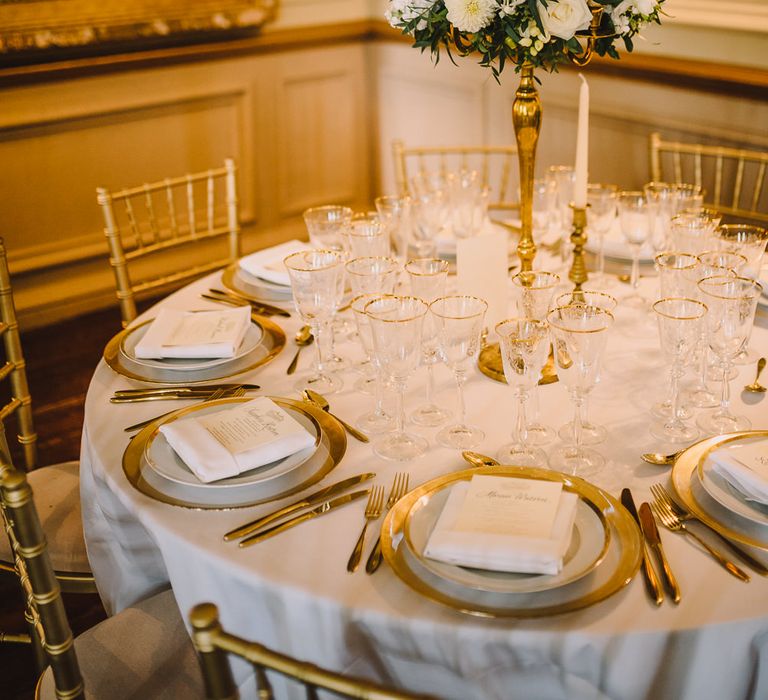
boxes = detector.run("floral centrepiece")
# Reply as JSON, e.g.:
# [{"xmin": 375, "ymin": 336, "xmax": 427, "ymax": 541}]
[{"xmin": 386, "ymin": 0, "xmax": 665, "ymax": 76}]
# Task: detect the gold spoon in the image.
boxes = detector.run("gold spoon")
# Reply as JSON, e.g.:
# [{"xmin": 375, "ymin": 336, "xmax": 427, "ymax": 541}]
[
  {"xmin": 286, "ymin": 326, "xmax": 313, "ymax": 375},
  {"xmin": 462, "ymin": 451, "xmax": 500, "ymax": 468},
  {"xmin": 744, "ymin": 357, "xmax": 767, "ymax": 393},
  {"xmin": 302, "ymin": 389, "xmax": 370, "ymax": 443},
  {"xmin": 641, "ymin": 449, "xmax": 685, "ymax": 466}
]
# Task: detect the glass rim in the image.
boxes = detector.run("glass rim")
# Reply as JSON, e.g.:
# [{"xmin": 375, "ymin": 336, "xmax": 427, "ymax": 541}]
[
  {"xmin": 696, "ymin": 250, "xmax": 748, "ymax": 267},
  {"xmin": 511, "ymin": 270, "xmax": 561, "ymax": 289},
  {"xmin": 351, "ymin": 292, "xmax": 395, "ymax": 314},
  {"xmin": 404, "ymin": 258, "xmax": 450, "ymax": 276},
  {"xmin": 716, "ymin": 224, "xmax": 768, "ymax": 240},
  {"xmin": 697, "ymin": 274, "xmax": 763, "ymax": 300},
  {"xmin": 345, "ymin": 256, "xmax": 399, "ymax": 274},
  {"xmin": 364, "ymin": 294, "xmax": 429, "ymax": 322},
  {"xmin": 283, "ymin": 249, "xmax": 343, "ymax": 272},
  {"xmin": 302, "ymin": 204, "xmax": 353, "ymax": 219},
  {"xmin": 654, "ymin": 251, "xmax": 699, "ymax": 270},
  {"xmin": 555, "ymin": 290, "xmax": 618, "ymax": 310},
  {"xmin": 546, "ymin": 305, "xmax": 614, "ymax": 333},
  {"xmin": 429, "ymin": 294, "xmax": 488, "ymax": 319},
  {"xmin": 652, "ymin": 297, "xmax": 708, "ymax": 320},
  {"xmin": 495, "ymin": 317, "xmax": 549, "ymax": 338}
]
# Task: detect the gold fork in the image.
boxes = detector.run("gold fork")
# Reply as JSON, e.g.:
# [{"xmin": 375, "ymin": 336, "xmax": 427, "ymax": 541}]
[
  {"xmin": 650, "ymin": 483, "xmax": 768, "ymax": 576},
  {"xmin": 346, "ymin": 486, "xmax": 385, "ymax": 573},
  {"xmin": 649, "ymin": 500, "xmax": 750, "ymax": 582},
  {"xmin": 365, "ymin": 472, "xmax": 410, "ymax": 574}
]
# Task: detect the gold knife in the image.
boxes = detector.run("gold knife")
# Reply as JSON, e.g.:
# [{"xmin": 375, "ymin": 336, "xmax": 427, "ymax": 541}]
[
  {"xmin": 208, "ymin": 288, "xmax": 291, "ymax": 318},
  {"xmin": 114, "ymin": 384, "xmax": 260, "ymax": 397},
  {"xmin": 621, "ymin": 489, "xmax": 663, "ymax": 606},
  {"xmin": 223, "ymin": 472, "xmax": 375, "ymax": 541},
  {"xmin": 639, "ymin": 502, "xmax": 681, "ymax": 604},
  {"xmin": 238, "ymin": 489, "xmax": 369, "ymax": 547}
]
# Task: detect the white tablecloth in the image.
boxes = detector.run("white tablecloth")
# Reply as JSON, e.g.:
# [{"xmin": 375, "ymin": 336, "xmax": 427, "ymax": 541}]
[{"xmin": 80, "ymin": 259, "xmax": 768, "ymax": 700}]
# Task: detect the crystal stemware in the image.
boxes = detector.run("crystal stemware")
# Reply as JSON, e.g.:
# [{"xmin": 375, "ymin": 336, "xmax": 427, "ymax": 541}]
[
  {"xmin": 617, "ymin": 190, "xmax": 652, "ymax": 310},
  {"xmin": 430, "ymin": 295, "xmax": 488, "ymax": 450},
  {"xmin": 547, "ymin": 304, "xmax": 614, "ymax": 476},
  {"xmin": 410, "ymin": 174, "xmax": 449, "ymax": 259},
  {"xmin": 546, "ymin": 165, "xmax": 575, "ymax": 268},
  {"xmin": 668, "ymin": 211, "xmax": 718, "ymax": 255},
  {"xmin": 302, "ymin": 205, "xmax": 353, "ymax": 252},
  {"xmin": 655, "ymin": 252, "xmax": 699, "ymax": 298},
  {"xmin": 496, "ymin": 318, "xmax": 550, "ymax": 467},
  {"xmin": 375, "ymin": 194, "xmax": 412, "ymax": 262},
  {"xmin": 366, "ymin": 296, "xmax": 429, "ymax": 461},
  {"xmin": 345, "ymin": 256, "xmax": 400, "ymax": 297},
  {"xmin": 344, "ymin": 216, "xmax": 391, "ymax": 259},
  {"xmin": 405, "ymin": 258, "xmax": 451, "ymax": 427},
  {"xmin": 587, "ymin": 183, "xmax": 618, "ymax": 286},
  {"xmin": 284, "ymin": 250, "xmax": 345, "ymax": 395},
  {"xmin": 651, "ymin": 298, "xmax": 707, "ymax": 443},
  {"xmin": 532, "ymin": 178, "xmax": 556, "ymax": 241},
  {"xmin": 697, "ymin": 276, "xmax": 762, "ymax": 434},
  {"xmin": 643, "ymin": 181, "xmax": 678, "ymax": 252}
]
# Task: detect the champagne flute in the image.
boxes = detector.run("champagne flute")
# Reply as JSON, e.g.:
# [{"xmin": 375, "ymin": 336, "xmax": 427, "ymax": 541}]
[
  {"xmin": 430, "ymin": 295, "xmax": 488, "ymax": 449},
  {"xmin": 547, "ymin": 304, "xmax": 614, "ymax": 476},
  {"xmin": 366, "ymin": 296, "xmax": 429, "ymax": 461},
  {"xmin": 496, "ymin": 318, "xmax": 550, "ymax": 467},
  {"xmin": 587, "ymin": 183, "xmax": 618, "ymax": 286},
  {"xmin": 617, "ymin": 191, "xmax": 652, "ymax": 310}
]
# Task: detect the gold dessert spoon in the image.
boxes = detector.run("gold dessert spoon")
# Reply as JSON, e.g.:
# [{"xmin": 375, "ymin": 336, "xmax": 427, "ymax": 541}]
[{"xmin": 744, "ymin": 357, "xmax": 767, "ymax": 393}]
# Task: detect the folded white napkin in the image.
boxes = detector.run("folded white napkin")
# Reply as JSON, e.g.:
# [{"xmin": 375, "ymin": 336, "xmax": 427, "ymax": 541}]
[
  {"xmin": 159, "ymin": 397, "xmax": 316, "ymax": 483},
  {"xmin": 134, "ymin": 307, "xmax": 250, "ymax": 360},
  {"xmin": 239, "ymin": 239, "xmax": 310, "ymax": 287},
  {"xmin": 424, "ymin": 481, "xmax": 578, "ymax": 575},
  {"xmin": 710, "ymin": 441, "xmax": 768, "ymax": 505}
]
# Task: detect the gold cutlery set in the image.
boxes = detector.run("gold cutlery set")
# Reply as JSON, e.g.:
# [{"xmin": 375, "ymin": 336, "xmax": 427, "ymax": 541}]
[{"xmin": 201, "ymin": 287, "xmax": 291, "ymax": 318}]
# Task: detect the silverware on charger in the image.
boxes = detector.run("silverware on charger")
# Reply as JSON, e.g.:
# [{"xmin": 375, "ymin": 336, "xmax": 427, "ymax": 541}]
[
  {"xmin": 638, "ymin": 502, "xmax": 681, "ymax": 604},
  {"xmin": 238, "ymin": 489, "xmax": 369, "ymax": 548},
  {"xmin": 114, "ymin": 383, "xmax": 259, "ymax": 398},
  {"xmin": 347, "ymin": 486, "xmax": 385, "ymax": 573},
  {"xmin": 620, "ymin": 488, "xmax": 663, "ymax": 606},
  {"xmin": 650, "ymin": 483, "xmax": 765, "ymax": 577},
  {"xmin": 223, "ymin": 472, "xmax": 376, "ymax": 541},
  {"xmin": 302, "ymin": 389, "xmax": 369, "ymax": 443},
  {"xmin": 365, "ymin": 472, "xmax": 410, "ymax": 574},
  {"xmin": 206, "ymin": 288, "xmax": 291, "ymax": 318}
]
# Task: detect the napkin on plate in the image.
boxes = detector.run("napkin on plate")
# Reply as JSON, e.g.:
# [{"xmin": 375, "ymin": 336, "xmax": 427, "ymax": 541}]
[
  {"xmin": 239, "ymin": 239, "xmax": 310, "ymax": 287},
  {"xmin": 423, "ymin": 476, "xmax": 578, "ymax": 575},
  {"xmin": 134, "ymin": 307, "xmax": 251, "ymax": 360},
  {"xmin": 159, "ymin": 397, "xmax": 316, "ymax": 483},
  {"xmin": 710, "ymin": 441, "xmax": 768, "ymax": 505}
]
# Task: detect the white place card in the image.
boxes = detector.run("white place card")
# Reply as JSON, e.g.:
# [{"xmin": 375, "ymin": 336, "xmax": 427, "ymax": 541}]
[
  {"xmin": 727, "ymin": 442, "xmax": 768, "ymax": 479},
  {"xmin": 164, "ymin": 309, "xmax": 248, "ymax": 347},
  {"xmin": 456, "ymin": 229, "xmax": 509, "ymax": 335}
]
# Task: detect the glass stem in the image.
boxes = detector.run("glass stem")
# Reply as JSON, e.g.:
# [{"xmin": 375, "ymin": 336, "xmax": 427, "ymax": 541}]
[
  {"xmin": 696, "ymin": 341, "xmax": 708, "ymax": 390},
  {"xmin": 573, "ymin": 393, "xmax": 584, "ymax": 454},
  {"xmin": 394, "ymin": 379, "xmax": 406, "ymax": 434},
  {"xmin": 669, "ymin": 365, "xmax": 683, "ymax": 428},
  {"xmin": 597, "ymin": 234, "xmax": 606, "ymax": 278},
  {"xmin": 718, "ymin": 360, "xmax": 730, "ymax": 418},
  {"xmin": 374, "ymin": 366, "xmax": 387, "ymax": 418},
  {"xmin": 514, "ymin": 389, "xmax": 528, "ymax": 446},
  {"xmin": 455, "ymin": 369, "xmax": 467, "ymax": 427},
  {"xmin": 630, "ymin": 247, "xmax": 640, "ymax": 292},
  {"xmin": 425, "ymin": 354, "xmax": 435, "ymax": 406},
  {"xmin": 314, "ymin": 321, "xmax": 332, "ymax": 375}
]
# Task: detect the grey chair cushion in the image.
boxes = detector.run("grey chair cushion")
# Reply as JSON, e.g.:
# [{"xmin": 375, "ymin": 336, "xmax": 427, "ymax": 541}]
[
  {"xmin": 0, "ymin": 460, "xmax": 90, "ymax": 573},
  {"xmin": 37, "ymin": 589, "xmax": 204, "ymax": 699}
]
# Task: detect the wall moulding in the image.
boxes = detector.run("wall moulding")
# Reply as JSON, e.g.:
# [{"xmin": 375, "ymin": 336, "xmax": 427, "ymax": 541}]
[{"xmin": 664, "ymin": 0, "xmax": 768, "ymax": 34}]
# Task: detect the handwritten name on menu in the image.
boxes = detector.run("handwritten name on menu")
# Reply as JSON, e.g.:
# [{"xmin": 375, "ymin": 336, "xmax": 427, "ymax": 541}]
[
  {"xmin": 163, "ymin": 311, "xmax": 243, "ymax": 347},
  {"xmin": 731, "ymin": 442, "xmax": 768, "ymax": 478},
  {"xmin": 452, "ymin": 475, "xmax": 563, "ymax": 538}
]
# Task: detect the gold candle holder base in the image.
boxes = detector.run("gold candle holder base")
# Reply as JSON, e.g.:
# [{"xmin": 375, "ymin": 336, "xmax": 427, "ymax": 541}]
[{"xmin": 568, "ymin": 203, "xmax": 589, "ymax": 292}]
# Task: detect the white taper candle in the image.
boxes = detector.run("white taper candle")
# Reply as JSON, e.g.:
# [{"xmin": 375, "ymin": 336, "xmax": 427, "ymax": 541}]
[{"xmin": 574, "ymin": 74, "xmax": 589, "ymax": 209}]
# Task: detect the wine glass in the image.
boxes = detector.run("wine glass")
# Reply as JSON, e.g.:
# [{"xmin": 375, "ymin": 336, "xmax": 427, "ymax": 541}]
[
  {"xmin": 655, "ymin": 252, "xmax": 699, "ymax": 298},
  {"xmin": 410, "ymin": 173, "xmax": 449, "ymax": 258},
  {"xmin": 546, "ymin": 165, "xmax": 576, "ymax": 268},
  {"xmin": 697, "ymin": 276, "xmax": 763, "ymax": 434},
  {"xmin": 496, "ymin": 318, "xmax": 550, "ymax": 467},
  {"xmin": 532, "ymin": 178, "xmax": 556, "ymax": 240},
  {"xmin": 405, "ymin": 258, "xmax": 451, "ymax": 427},
  {"xmin": 669, "ymin": 211, "xmax": 718, "ymax": 255},
  {"xmin": 344, "ymin": 216, "xmax": 391, "ymax": 258},
  {"xmin": 366, "ymin": 296, "xmax": 429, "ymax": 461},
  {"xmin": 643, "ymin": 182, "xmax": 678, "ymax": 252},
  {"xmin": 345, "ymin": 256, "xmax": 400, "ymax": 297},
  {"xmin": 587, "ymin": 183, "xmax": 618, "ymax": 286},
  {"xmin": 554, "ymin": 290, "xmax": 617, "ymax": 446},
  {"xmin": 351, "ymin": 293, "xmax": 395, "ymax": 433},
  {"xmin": 450, "ymin": 170, "xmax": 489, "ymax": 239},
  {"xmin": 284, "ymin": 250, "xmax": 345, "ymax": 395},
  {"xmin": 302, "ymin": 205, "xmax": 353, "ymax": 251},
  {"xmin": 617, "ymin": 191, "xmax": 652, "ymax": 310},
  {"xmin": 673, "ymin": 183, "xmax": 704, "ymax": 213},
  {"xmin": 430, "ymin": 295, "xmax": 488, "ymax": 449},
  {"xmin": 375, "ymin": 194, "xmax": 412, "ymax": 262},
  {"xmin": 651, "ymin": 298, "xmax": 707, "ymax": 443},
  {"xmin": 547, "ymin": 304, "xmax": 614, "ymax": 476}
]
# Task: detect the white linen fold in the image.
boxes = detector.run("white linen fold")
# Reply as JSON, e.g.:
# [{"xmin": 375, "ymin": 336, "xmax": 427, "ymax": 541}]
[
  {"xmin": 239, "ymin": 239, "xmax": 310, "ymax": 287},
  {"xmin": 159, "ymin": 398, "xmax": 316, "ymax": 483},
  {"xmin": 710, "ymin": 442, "xmax": 768, "ymax": 505},
  {"xmin": 424, "ymin": 481, "xmax": 578, "ymax": 575}
]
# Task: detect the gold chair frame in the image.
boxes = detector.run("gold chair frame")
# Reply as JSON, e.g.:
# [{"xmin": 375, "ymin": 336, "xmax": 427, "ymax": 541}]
[
  {"xmin": 392, "ymin": 141, "xmax": 520, "ymax": 216},
  {"xmin": 98, "ymin": 159, "xmax": 241, "ymax": 327},
  {"xmin": 190, "ymin": 603, "xmax": 435, "ymax": 700},
  {"xmin": 649, "ymin": 132, "xmax": 768, "ymax": 225}
]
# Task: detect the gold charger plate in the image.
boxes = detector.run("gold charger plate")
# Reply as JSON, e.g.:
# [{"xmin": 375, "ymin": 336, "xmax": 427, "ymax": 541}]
[
  {"xmin": 381, "ymin": 466, "xmax": 641, "ymax": 618},
  {"xmin": 122, "ymin": 396, "xmax": 346, "ymax": 510},
  {"xmin": 104, "ymin": 313, "xmax": 285, "ymax": 384},
  {"xmin": 221, "ymin": 262, "xmax": 292, "ymax": 302},
  {"xmin": 672, "ymin": 430, "xmax": 768, "ymax": 549}
]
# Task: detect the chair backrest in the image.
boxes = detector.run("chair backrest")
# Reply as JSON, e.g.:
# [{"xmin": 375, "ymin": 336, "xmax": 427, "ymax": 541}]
[
  {"xmin": 0, "ymin": 239, "xmax": 37, "ymax": 470},
  {"xmin": 189, "ymin": 603, "xmax": 434, "ymax": 700},
  {"xmin": 0, "ymin": 458, "xmax": 84, "ymax": 699},
  {"xmin": 392, "ymin": 140, "xmax": 520, "ymax": 215},
  {"xmin": 649, "ymin": 132, "xmax": 768, "ymax": 225},
  {"xmin": 97, "ymin": 159, "xmax": 241, "ymax": 327}
]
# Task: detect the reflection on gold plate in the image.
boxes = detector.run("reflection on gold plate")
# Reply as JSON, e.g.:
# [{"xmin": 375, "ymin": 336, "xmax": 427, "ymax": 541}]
[
  {"xmin": 672, "ymin": 430, "xmax": 768, "ymax": 550},
  {"xmin": 103, "ymin": 314, "xmax": 285, "ymax": 384},
  {"xmin": 122, "ymin": 396, "xmax": 346, "ymax": 510},
  {"xmin": 381, "ymin": 465, "xmax": 641, "ymax": 618}
]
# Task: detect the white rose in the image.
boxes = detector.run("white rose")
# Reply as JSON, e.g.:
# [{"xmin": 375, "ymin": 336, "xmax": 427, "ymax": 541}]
[
  {"xmin": 629, "ymin": 0, "xmax": 656, "ymax": 14},
  {"xmin": 537, "ymin": 0, "xmax": 592, "ymax": 41}
]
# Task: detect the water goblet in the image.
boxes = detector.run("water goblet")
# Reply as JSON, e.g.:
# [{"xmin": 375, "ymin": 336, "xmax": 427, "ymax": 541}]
[
  {"xmin": 375, "ymin": 195, "xmax": 411, "ymax": 261},
  {"xmin": 680, "ymin": 207, "xmax": 722, "ymax": 228},
  {"xmin": 668, "ymin": 211, "xmax": 718, "ymax": 255},
  {"xmin": 344, "ymin": 216, "xmax": 391, "ymax": 258},
  {"xmin": 345, "ymin": 256, "xmax": 400, "ymax": 297},
  {"xmin": 302, "ymin": 205, "xmax": 353, "ymax": 252},
  {"xmin": 655, "ymin": 252, "xmax": 699, "ymax": 298},
  {"xmin": 496, "ymin": 318, "xmax": 550, "ymax": 467},
  {"xmin": 284, "ymin": 250, "xmax": 345, "ymax": 395},
  {"xmin": 617, "ymin": 191, "xmax": 652, "ymax": 310},
  {"xmin": 650, "ymin": 298, "xmax": 707, "ymax": 443},
  {"xmin": 405, "ymin": 258, "xmax": 451, "ymax": 426},
  {"xmin": 430, "ymin": 295, "xmax": 488, "ymax": 449},
  {"xmin": 587, "ymin": 183, "xmax": 618, "ymax": 286},
  {"xmin": 547, "ymin": 304, "xmax": 614, "ymax": 476},
  {"xmin": 697, "ymin": 275, "xmax": 763, "ymax": 434},
  {"xmin": 366, "ymin": 296, "xmax": 429, "ymax": 461}
]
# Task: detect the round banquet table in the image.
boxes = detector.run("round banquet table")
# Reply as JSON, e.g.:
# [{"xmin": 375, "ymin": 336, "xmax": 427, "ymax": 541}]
[{"xmin": 80, "ymin": 257, "xmax": 768, "ymax": 700}]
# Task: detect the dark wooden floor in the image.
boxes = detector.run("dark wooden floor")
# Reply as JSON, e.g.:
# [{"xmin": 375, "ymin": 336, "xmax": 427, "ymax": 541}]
[{"xmin": 1, "ymin": 303, "xmax": 127, "ymax": 699}]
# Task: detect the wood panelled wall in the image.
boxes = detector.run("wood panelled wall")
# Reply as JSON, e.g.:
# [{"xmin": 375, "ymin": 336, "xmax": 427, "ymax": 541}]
[{"xmin": 1, "ymin": 19, "xmax": 767, "ymax": 328}]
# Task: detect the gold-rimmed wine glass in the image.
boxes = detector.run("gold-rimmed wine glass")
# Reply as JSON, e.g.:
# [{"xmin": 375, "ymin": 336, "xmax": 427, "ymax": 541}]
[
  {"xmin": 375, "ymin": 194, "xmax": 411, "ymax": 262},
  {"xmin": 345, "ymin": 256, "xmax": 400, "ymax": 297},
  {"xmin": 587, "ymin": 183, "xmax": 618, "ymax": 286},
  {"xmin": 302, "ymin": 205, "xmax": 353, "ymax": 252},
  {"xmin": 617, "ymin": 190, "xmax": 652, "ymax": 310}
]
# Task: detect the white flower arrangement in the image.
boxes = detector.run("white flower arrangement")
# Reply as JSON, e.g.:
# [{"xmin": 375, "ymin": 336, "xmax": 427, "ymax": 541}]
[{"xmin": 386, "ymin": 0, "xmax": 665, "ymax": 76}]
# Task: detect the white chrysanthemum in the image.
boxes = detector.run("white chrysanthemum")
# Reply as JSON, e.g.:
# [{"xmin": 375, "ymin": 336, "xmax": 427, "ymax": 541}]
[
  {"xmin": 445, "ymin": 0, "xmax": 497, "ymax": 33},
  {"xmin": 496, "ymin": 0, "xmax": 526, "ymax": 16},
  {"xmin": 386, "ymin": 0, "xmax": 438, "ymax": 31}
]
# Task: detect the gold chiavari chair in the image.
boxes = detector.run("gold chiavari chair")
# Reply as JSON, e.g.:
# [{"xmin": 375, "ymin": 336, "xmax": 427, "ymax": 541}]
[
  {"xmin": 97, "ymin": 159, "xmax": 241, "ymax": 327},
  {"xmin": 0, "ymin": 461, "xmax": 203, "ymax": 699},
  {"xmin": 649, "ymin": 132, "xmax": 768, "ymax": 225},
  {"xmin": 190, "ymin": 603, "xmax": 436, "ymax": 700},
  {"xmin": 392, "ymin": 140, "xmax": 520, "ymax": 218}
]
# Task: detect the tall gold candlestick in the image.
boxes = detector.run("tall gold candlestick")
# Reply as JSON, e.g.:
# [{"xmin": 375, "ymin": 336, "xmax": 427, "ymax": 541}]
[{"xmin": 569, "ymin": 204, "xmax": 589, "ymax": 291}]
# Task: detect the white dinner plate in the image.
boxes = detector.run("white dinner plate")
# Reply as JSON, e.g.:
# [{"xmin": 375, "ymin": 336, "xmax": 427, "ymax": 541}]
[
  {"xmin": 404, "ymin": 480, "xmax": 609, "ymax": 594},
  {"xmin": 222, "ymin": 263, "xmax": 293, "ymax": 302}
]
